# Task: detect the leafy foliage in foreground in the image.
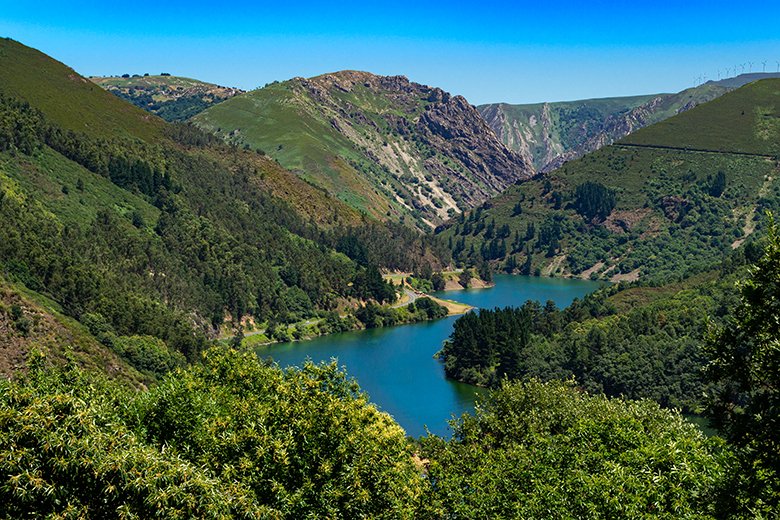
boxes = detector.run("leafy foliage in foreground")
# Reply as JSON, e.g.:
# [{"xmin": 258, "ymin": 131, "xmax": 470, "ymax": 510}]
[
  {"xmin": 0, "ymin": 349, "xmax": 423, "ymax": 518},
  {"xmin": 706, "ymin": 216, "xmax": 780, "ymax": 515},
  {"xmin": 419, "ymin": 379, "xmax": 730, "ymax": 519}
]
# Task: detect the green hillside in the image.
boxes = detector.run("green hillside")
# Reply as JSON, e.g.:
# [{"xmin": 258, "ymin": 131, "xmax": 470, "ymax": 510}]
[
  {"xmin": 92, "ymin": 74, "xmax": 244, "ymax": 121},
  {"xmin": 439, "ymin": 79, "xmax": 780, "ymax": 284},
  {"xmin": 193, "ymin": 71, "xmax": 533, "ymax": 228},
  {"xmin": 480, "ymin": 74, "xmax": 780, "ymax": 173},
  {"xmin": 0, "ymin": 40, "xmax": 444, "ymax": 381},
  {"xmin": 0, "ymin": 38, "xmax": 165, "ymax": 140},
  {"xmin": 623, "ymin": 78, "xmax": 780, "ymax": 155}
]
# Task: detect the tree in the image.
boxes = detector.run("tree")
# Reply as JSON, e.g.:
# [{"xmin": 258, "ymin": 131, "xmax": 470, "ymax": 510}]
[
  {"xmin": 458, "ymin": 269, "xmax": 472, "ymax": 289},
  {"xmin": 431, "ymin": 272, "xmax": 446, "ymax": 291},
  {"xmin": 709, "ymin": 170, "xmax": 727, "ymax": 197},
  {"xmin": 231, "ymin": 326, "xmax": 244, "ymax": 349},
  {"xmin": 419, "ymin": 379, "xmax": 728, "ymax": 519},
  {"xmin": 573, "ymin": 181, "xmax": 616, "ymax": 221},
  {"xmin": 705, "ymin": 214, "xmax": 780, "ymax": 513}
]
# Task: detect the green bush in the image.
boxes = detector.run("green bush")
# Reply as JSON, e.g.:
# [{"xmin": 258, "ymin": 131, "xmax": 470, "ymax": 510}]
[
  {"xmin": 419, "ymin": 379, "xmax": 730, "ymax": 519},
  {"xmin": 0, "ymin": 349, "xmax": 424, "ymax": 518}
]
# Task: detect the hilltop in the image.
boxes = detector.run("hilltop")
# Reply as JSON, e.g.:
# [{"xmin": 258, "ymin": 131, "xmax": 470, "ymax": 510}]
[
  {"xmin": 192, "ymin": 71, "xmax": 533, "ymax": 227},
  {"xmin": 481, "ymin": 73, "xmax": 780, "ymax": 173},
  {"xmin": 438, "ymin": 79, "xmax": 780, "ymax": 283},
  {"xmin": 92, "ymin": 74, "xmax": 244, "ymax": 121}
]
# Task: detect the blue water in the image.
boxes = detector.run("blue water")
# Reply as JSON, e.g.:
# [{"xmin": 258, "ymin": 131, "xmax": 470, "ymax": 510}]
[{"xmin": 258, "ymin": 275, "xmax": 603, "ymax": 437}]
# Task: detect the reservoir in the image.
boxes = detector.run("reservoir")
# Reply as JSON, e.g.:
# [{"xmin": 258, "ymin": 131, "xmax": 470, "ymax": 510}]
[{"xmin": 259, "ymin": 275, "xmax": 603, "ymax": 437}]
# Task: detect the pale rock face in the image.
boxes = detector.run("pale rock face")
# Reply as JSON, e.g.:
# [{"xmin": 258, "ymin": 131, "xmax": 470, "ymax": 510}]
[{"xmin": 282, "ymin": 71, "xmax": 535, "ymax": 225}]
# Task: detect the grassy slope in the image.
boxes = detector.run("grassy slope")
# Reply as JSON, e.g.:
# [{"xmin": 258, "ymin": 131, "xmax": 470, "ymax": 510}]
[
  {"xmin": 623, "ymin": 79, "xmax": 780, "ymax": 155},
  {"xmin": 194, "ymin": 81, "xmax": 402, "ymax": 221},
  {"xmin": 0, "ymin": 148, "xmax": 160, "ymax": 228},
  {"xmin": 92, "ymin": 75, "xmax": 228, "ymax": 93},
  {"xmin": 0, "ymin": 38, "xmax": 164, "ymax": 140},
  {"xmin": 91, "ymin": 74, "xmax": 244, "ymax": 122},
  {"xmin": 195, "ymin": 72, "xmax": 532, "ymax": 228},
  {"xmin": 440, "ymin": 79, "xmax": 780, "ymax": 282},
  {"xmin": 0, "ymin": 38, "xmax": 359, "ymax": 229}
]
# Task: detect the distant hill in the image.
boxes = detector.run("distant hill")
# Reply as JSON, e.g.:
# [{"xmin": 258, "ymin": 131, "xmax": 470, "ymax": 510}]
[
  {"xmin": 480, "ymin": 73, "xmax": 780, "ymax": 173},
  {"xmin": 193, "ymin": 71, "xmax": 534, "ymax": 228},
  {"xmin": 92, "ymin": 74, "xmax": 244, "ymax": 121},
  {"xmin": 439, "ymin": 79, "xmax": 780, "ymax": 283}
]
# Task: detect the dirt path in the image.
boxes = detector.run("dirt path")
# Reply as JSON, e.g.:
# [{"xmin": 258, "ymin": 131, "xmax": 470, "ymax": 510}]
[
  {"xmin": 615, "ymin": 143, "xmax": 775, "ymax": 159},
  {"xmin": 579, "ymin": 261, "xmax": 605, "ymax": 280},
  {"xmin": 542, "ymin": 255, "xmax": 567, "ymax": 277},
  {"xmin": 732, "ymin": 173, "xmax": 774, "ymax": 249}
]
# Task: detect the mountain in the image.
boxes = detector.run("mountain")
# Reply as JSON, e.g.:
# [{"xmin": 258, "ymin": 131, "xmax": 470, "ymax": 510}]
[
  {"xmin": 91, "ymin": 74, "xmax": 244, "ymax": 121},
  {"xmin": 0, "ymin": 38, "xmax": 442, "ymax": 381},
  {"xmin": 480, "ymin": 73, "xmax": 780, "ymax": 173},
  {"xmin": 192, "ymin": 71, "xmax": 534, "ymax": 228},
  {"xmin": 438, "ymin": 78, "xmax": 780, "ymax": 284}
]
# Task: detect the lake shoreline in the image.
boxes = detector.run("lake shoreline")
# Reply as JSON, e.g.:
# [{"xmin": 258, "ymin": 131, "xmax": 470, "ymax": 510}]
[{"xmin": 259, "ymin": 274, "xmax": 605, "ymax": 437}]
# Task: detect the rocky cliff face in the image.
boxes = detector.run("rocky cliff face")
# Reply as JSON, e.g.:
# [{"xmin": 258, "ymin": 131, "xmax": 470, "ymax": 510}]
[{"xmin": 196, "ymin": 71, "xmax": 533, "ymax": 227}]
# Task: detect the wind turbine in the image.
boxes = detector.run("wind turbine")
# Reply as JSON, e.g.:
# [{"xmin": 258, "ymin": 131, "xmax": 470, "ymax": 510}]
[
  {"xmin": 717, "ymin": 69, "xmax": 721, "ymax": 80},
  {"xmin": 748, "ymin": 61, "xmax": 753, "ymax": 72},
  {"xmin": 776, "ymin": 61, "xmax": 780, "ymax": 72},
  {"xmin": 762, "ymin": 61, "xmax": 767, "ymax": 72}
]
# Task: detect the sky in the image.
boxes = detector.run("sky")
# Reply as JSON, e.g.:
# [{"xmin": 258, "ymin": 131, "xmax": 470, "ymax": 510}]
[{"xmin": 1, "ymin": 1, "xmax": 779, "ymax": 104}]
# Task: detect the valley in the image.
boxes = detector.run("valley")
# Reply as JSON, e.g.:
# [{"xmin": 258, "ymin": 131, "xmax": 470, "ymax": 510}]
[
  {"xmin": 438, "ymin": 79, "xmax": 780, "ymax": 284},
  {"xmin": 0, "ymin": 28, "xmax": 778, "ymax": 519}
]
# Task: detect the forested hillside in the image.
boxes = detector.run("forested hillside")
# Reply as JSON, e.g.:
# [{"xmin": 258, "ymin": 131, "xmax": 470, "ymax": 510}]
[
  {"xmin": 0, "ymin": 38, "xmax": 447, "ymax": 379},
  {"xmin": 0, "ymin": 36, "xmax": 778, "ymax": 518},
  {"xmin": 438, "ymin": 79, "xmax": 780, "ymax": 284},
  {"xmin": 437, "ymin": 220, "xmax": 780, "ymax": 517},
  {"xmin": 438, "ymin": 252, "xmax": 751, "ymax": 411}
]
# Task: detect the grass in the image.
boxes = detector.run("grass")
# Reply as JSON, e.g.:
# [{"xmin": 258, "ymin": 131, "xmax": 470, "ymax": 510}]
[
  {"xmin": 92, "ymin": 75, "xmax": 222, "ymax": 90},
  {"xmin": 193, "ymin": 81, "xmax": 400, "ymax": 222},
  {"xmin": 0, "ymin": 38, "xmax": 165, "ymax": 141},
  {"xmin": 623, "ymin": 79, "xmax": 780, "ymax": 155},
  {"xmin": 428, "ymin": 296, "xmax": 473, "ymax": 315}
]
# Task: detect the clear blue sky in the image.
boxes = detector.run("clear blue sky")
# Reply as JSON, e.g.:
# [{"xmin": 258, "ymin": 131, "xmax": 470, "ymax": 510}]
[{"xmin": 1, "ymin": 0, "xmax": 779, "ymax": 104}]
